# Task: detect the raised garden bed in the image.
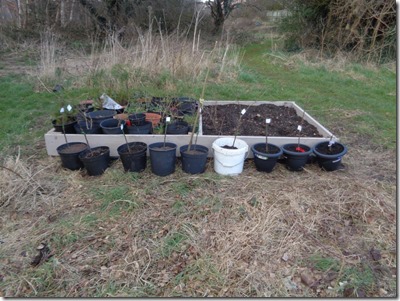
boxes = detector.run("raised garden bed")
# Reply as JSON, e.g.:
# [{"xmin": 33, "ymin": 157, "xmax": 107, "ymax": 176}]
[{"xmin": 45, "ymin": 100, "xmax": 337, "ymax": 158}]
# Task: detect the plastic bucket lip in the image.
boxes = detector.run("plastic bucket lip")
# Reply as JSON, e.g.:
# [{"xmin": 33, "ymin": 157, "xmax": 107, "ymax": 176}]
[
  {"xmin": 282, "ymin": 143, "xmax": 313, "ymax": 156},
  {"xmin": 57, "ymin": 142, "xmax": 88, "ymax": 153},
  {"xmin": 251, "ymin": 143, "xmax": 283, "ymax": 159},
  {"xmin": 212, "ymin": 137, "xmax": 249, "ymax": 155},
  {"xmin": 313, "ymin": 141, "xmax": 348, "ymax": 159}
]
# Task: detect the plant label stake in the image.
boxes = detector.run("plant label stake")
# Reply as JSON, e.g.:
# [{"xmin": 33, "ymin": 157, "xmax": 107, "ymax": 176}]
[
  {"xmin": 296, "ymin": 125, "xmax": 305, "ymax": 152},
  {"xmin": 265, "ymin": 118, "xmax": 271, "ymax": 153},
  {"xmin": 121, "ymin": 124, "xmax": 131, "ymax": 153},
  {"xmin": 164, "ymin": 117, "xmax": 171, "ymax": 148},
  {"xmin": 60, "ymin": 106, "xmax": 69, "ymax": 145},
  {"xmin": 328, "ymin": 135, "xmax": 335, "ymax": 153},
  {"xmin": 232, "ymin": 109, "xmax": 246, "ymax": 148},
  {"xmin": 296, "ymin": 110, "xmax": 306, "ymax": 152}
]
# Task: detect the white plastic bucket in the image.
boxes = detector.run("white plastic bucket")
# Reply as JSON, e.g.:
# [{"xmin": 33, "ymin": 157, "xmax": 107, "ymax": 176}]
[{"xmin": 212, "ymin": 137, "xmax": 249, "ymax": 175}]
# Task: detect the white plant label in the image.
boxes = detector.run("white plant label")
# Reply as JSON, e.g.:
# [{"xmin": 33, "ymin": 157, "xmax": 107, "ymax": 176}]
[
  {"xmin": 67, "ymin": 104, "xmax": 72, "ymax": 112},
  {"xmin": 166, "ymin": 117, "xmax": 171, "ymax": 122},
  {"xmin": 328, "ymin": 140, "xmax": 335, "ymax": 147},
  {"xmin": 120, "ymin": 124, "xmax": 124, "ymax": 130},
  {"xmin": 266, "ymin": 118, "xmax": 271, "ymax": 124},
  {"xmin": 60, "ymin": 107, "xmax": 65, "ymax": 113},
  {"xmin": 297, "ymin": 125, "xmax": 302, "ymax": 132},
  {"xmin": 241, "ymin": 109, "xmax": 246, "ymax": 115}
]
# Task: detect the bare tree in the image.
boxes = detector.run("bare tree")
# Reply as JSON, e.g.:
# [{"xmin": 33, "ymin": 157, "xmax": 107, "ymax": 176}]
[{"xmin": 205, "ymin": 0, "xmax": 245, "ymax": 33}]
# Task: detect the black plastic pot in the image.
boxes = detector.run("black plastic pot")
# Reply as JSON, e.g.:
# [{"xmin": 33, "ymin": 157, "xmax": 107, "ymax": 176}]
[
  {"xmin": 129, "ymin": 113, "xmax": 146, "ymax": 126},
  {"xmin": 180, "ymin": 144, "xmax": 209, "ymax": 174},
  {"xmin": 79, "ymin": 146, "xmax": 110, "ymax": 176},
  {"xmin": 126, "ymin": 121, "xmax": 153, "ymax": 134},
  {"xmin": 282, "ymin": 143, "xmax": 313, "ymax": 171},
  {"xmin": 251, "ymin": 143, "xmax": 283, "ymax": 173},
  {"xmin": 52, "ymin": 119, "xmax": 77, "ymax": 134},
  {"xmin": 148, "ymin": 142, "xmax": 177, "ymax": 176},
  {"xmin": 166, "ymin": 121, "xmax": 189, "ymax": 134},
  {"xmin": 117, "ymin": 142, "xmax": 147, "ymax": 172},
  {"xmin": 100, "ymin": 118, "xmax": 126, "ymax": 134},
  {"xmin": 86, "ymin": 110, "xmax": 117, "ymax": 127},
  {"xmin": 174, "ymin": 97, "xmax": 198, "ymax": 115},
  {"xmin": 74, "ymin": 120, "xmax": 101, "ymax": 134},
  {"xmin": 313, "ymin": 141, "xmax": 348, "ymax": 171},
  {"xmin": 56, "ymin": 142, "xmax": 88, "ymax": 170}
]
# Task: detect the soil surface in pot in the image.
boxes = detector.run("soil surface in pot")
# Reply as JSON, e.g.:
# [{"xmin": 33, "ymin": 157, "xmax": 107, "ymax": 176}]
[
  {"xmin": 58, "ymin": 143, "xmax": 87, "ymax": 154},
  {"xmin": 285, "ymin": 145, "xmax": 310, "ymax": 152},
  {"xmin": 254, "ymin": 144, "xmax": 280, "ymax": 154},
  {"xmin": 82, "ymin": 148, "xmax": 108, "ymax": 158},
  {"xmin": 152, "ymin": 146, "xmax": 175, "ymax": 151},
  {"xmin": 222, "ymin": 145, "xmax": 238, "ymax": 149},
  {"xmin": 120, "ymin": 144, "xmax": 146, "ymax": 154},
  {"xmin": 315, "ymin": 143, "xmax": 344, "ymax": 155},
  {"xmin": 183, "ymin": 149, "xmax": 205, "ymax": 155},
  {"xmin": 202, "ymin": 104, "xmax": 322, "ymax": 137}
]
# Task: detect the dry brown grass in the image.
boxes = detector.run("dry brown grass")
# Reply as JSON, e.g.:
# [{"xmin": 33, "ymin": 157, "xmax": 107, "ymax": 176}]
[
  {"xmin": 35, "ymin": 29, "xmax": 242, "ymax": 90},
  {"xmin": 0, "ymin": 133, "xmax": 396, "ymax": 297}
]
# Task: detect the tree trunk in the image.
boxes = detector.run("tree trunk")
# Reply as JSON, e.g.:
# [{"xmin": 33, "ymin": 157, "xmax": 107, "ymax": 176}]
[
  {"xmin": 16, "ymin": 0, "xmax": 22, "ymax": 28},
  {"xmin": 60, "ymin": 0, "xmax": 66, "ymax": 27}
]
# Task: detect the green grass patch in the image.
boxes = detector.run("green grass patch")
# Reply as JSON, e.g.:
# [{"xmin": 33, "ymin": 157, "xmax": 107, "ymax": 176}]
[
  {"xmin": 162, "ymin": 231, "xmax": 188, "ymax": 257},
  {"xmin": 92, "ymin": 186, "xmax": 138, "ymax": 215}
]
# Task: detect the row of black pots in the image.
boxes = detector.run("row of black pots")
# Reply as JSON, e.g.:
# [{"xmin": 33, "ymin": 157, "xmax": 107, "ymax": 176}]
[
  {"xmin": 57, "ymin": 141, "xmax": 209, "ymax": 176},
  {"xmin": 57, "ymin": 140, "xmax": 347, "ymax": 177},
  {"xmin": 252, "ymin": 141, "xmax": 348, "ymax": 172}
]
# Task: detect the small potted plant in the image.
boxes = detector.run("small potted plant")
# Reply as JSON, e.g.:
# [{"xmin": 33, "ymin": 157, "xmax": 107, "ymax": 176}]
[
  {"xmin": 251, "ymin": 118, "xmax": 283, "ymax": 173},
  {"xmin": 148, "ymin": 116, "xmax": 177, "ymax": 176},
  {"xmin": 180, "ymin": 98, "xmax": 209, "ymax": 174},
  {"xmin": 117, "ymin": 124, "xmax": 147, "ymax": 172},
  {"xmin": 125, "ymin": 102, "xmax": 152, "ymax": 134},
  {"xmin": 56, "ymin": 104, "xmax": 88, "ymax": 170},
  {"xmin": 77, "ymin": 120, "xmax": 110, "ymax": 176},
  {"xmin": 51, "ymin": 104, "xmax": 77, "ymax": 133},
  {"xmin": 212, "ymin": 108, "xmax": 249, "ymax": 175},
  {"xmin": 313, "ymin": 136, "xmax": 348, "ymax": 171},
  {"xmin": 282, "ymin": 111, "xmax": 312, "ymax": 171}
]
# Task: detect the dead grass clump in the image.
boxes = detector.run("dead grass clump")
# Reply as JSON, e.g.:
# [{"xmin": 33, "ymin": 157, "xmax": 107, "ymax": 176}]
[
  {"xmin": 35, "ymin": 29, "xmax": 242, "ymax": 92},
  {"xmin": 0, "ymin": 153, "xmax": 62, "ymax": 213}
]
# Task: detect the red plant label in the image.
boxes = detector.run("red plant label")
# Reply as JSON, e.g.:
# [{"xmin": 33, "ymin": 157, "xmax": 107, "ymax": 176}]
[{"xmin": 295, "ymin": 146, "xmax": 305, "ymax": 152}]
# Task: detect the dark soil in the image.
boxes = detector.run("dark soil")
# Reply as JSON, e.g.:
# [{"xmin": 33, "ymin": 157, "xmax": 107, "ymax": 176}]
[
  {"xmin": 222, "ymin": 145, "xmax": 238, "ymax": 149},
  {"xmin": 120, "ymin": 144, "xmax": 146, "ymax": 154},
  {"xmin": 58, "ymin": 143, "xmax": 87, "ymax": 154},
  {"xmin": 152, "ymin": 146, "xmax": 175, "ymax": 151},
  {"xmin": 315, "ymin": 142, "xmax": 345, "ymax": 155},
  {"xmin": 83, "ymin": 147, "xmax": 108, "ymax": 158},
  {"xmin": 284, "ymin": 144, "xmax": 311, "ymax": 153},
  {"xmin": 201, "ymin": 104, "xmax": 322, "ymax": 137},
  {"xmin": 254, "ymin": 144, "xmax": 280, "ymax": 154},
  {"xmin": 183, "ymin": 150, "xmax": 206, "ymax": 155}
]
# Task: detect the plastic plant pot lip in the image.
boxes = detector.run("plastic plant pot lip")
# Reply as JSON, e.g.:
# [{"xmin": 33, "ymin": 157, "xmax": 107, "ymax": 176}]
[
  {"xmin": 87, "ymin": 110, "xmax": 117, "ymax": 119},
  {"xmin": 251, "ymin": 143, "xmax": 283, "ymax": 156},
  {"xmin": 282, "ymin": 143, "xmax": 313, "ymax": 156},
  {"xmin": 100, "ymin": 118, "xmax": 126, "ymax": 128},
  {"xmin": 180, "ymin": 144, "xmax": 209, "ymax": 154},
  {"xmin": 52, "ymin": 119, "xmax": 77, "ymax": 126},
  {"xmin": 313, "ymin": 141, "xmax": 348, "ymax": 158},
  {"xmin": 117, "ymin": 142, "xmax": 148, "ymax": 154},
  {"xmin": 57, "ymin": 142, "xmax": 88, "ymax": 153},
  {"xmin": 149, "ymin": 142, "xmax": 178, "ymax": 151}
]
